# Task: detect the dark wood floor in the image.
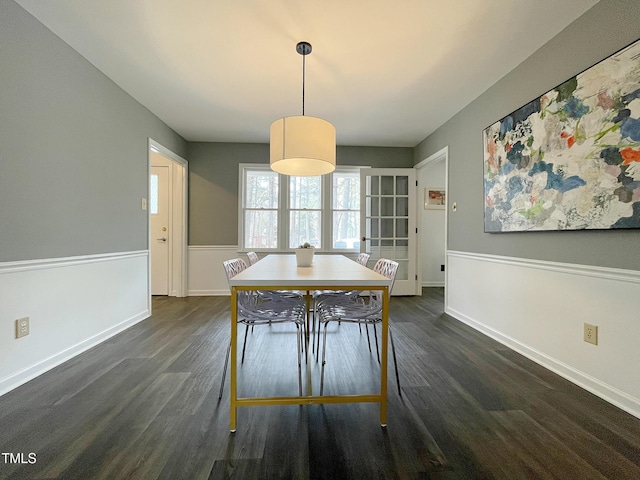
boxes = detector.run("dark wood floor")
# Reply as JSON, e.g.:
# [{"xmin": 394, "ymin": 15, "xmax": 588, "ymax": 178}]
[{"xmin": 1, "ymin": 289, "xmax": 639, "ymax": 479}]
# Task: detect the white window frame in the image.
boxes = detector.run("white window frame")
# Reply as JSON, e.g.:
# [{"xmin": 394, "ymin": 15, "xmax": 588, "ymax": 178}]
[{"xmin": 238, "ymin": 163, "xmax": 366, "ymax": 253}]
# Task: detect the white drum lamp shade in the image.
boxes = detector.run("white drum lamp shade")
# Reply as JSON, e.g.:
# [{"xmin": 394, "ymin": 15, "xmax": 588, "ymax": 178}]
[{"xmin": 270, "ymin": 115, "xmax": 336, "ymax": 176}]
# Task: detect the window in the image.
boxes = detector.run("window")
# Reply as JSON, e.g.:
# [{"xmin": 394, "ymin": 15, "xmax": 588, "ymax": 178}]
[
  {"xmin": 239, "ymin": 164, "xmax": 363, "ymax": 251},
  {"xmin": 289, "ymin": 176, "xmax": 322, "ymax": 248},
  {"xmin": 243, "ymin": 169, "xmax": 279, "ymax": 248},
  {"xmin": 150, "ymin": 174, "xmax": 159, "ymax": 215},
  {"xmin": 332, "ymin": 171, "xmax": 360, "ymax": 249}
]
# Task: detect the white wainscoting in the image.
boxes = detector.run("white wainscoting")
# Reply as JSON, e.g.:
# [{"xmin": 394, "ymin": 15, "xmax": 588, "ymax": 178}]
[
  {"xmin": 187, "ymin": 246, "xmax": 366, "ymax": 296},
  {"xmin": 0, "ymin": 251, "xmax": 150, "ymax": 396},
  {"xmin": 446, "ymin": 250, "xmax": 640, "ymax": 419},
  {"xmin": 188, "ymin": 245, "xmax": 241, "ymax": 296}
]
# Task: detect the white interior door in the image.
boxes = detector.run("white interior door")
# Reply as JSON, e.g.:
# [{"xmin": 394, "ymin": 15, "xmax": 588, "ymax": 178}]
[
  {"xmin": 151, "ymin": 165, "xmax": 169, "ymax": 295},
  {"xmin": 360, "ymin": 168, "xmax": 417, "ymax": 295}
]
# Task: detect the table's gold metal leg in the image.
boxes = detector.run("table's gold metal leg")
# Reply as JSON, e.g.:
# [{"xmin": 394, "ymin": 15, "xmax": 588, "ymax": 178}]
[
  {"xmin": 228, "ymin": 281, "xmax": 388, "ymax": 429},
  {"xmin": 380, "ymin": 285, "xmax": 389, "ymax": 427},
  {"xmin": 230, "ymin": 287, "xmax": 238, "ymax": 432}
]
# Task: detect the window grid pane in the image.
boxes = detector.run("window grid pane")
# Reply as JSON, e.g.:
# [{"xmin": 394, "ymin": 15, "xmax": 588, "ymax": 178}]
[
  {"xmin": 289, "ymin": 210, "xmax": 321, "ymax": 248},
  {"xmin": 246, "ymin": 171, "xmax": 279, "ymax": 208},
  {"xmin": 289, "ymin": 176, "xmax": 321, "ymax": 209},
  {"xmin": 332, "ymin": 211, "xmax": 360, "ymax": 249},
  {"xmin": 244, "ymin": 210, "xmax": 278, "ymax": 248},
  {"xmin": 333, "ymin": 173, "xmax": 360, "ymax": 209}
]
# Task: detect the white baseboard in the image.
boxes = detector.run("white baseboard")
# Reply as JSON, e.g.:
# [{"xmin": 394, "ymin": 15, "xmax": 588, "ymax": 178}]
[
  {"xmin": 187, "ymin": 245, "xmax": 239, "ymax": 296},
  {"xmin": 0, "ymin": 251, "xmax": 150, "ymax": 396},
  {"xmin": 0, "ymin": 309, "xmax": 148, "ymax": 396},
  {"xmin": 187, "ymin": 289, "xmax": 230, "ymax": 296},
  {"xmin": 446, "ymin": 305, "xmax": 640, "ymax": 419},
  {"xmin": 446, "ymin": 250, "xmax": 640, "ymax": 419}
]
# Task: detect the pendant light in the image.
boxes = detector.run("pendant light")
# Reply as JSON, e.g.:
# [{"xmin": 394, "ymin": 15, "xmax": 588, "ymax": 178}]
[{"xmin": 270, "ymin": 42, "xmax": 336, "ymax": 176}]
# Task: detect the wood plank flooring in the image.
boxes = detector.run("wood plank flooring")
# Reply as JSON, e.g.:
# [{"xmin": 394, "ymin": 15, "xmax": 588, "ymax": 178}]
[{"xmin": 1, "ymin": 289, "xmax": 639, "ymax": 479}]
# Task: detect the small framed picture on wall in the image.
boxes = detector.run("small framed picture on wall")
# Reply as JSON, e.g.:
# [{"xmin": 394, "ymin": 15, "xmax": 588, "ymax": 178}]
[{"xmin": 425, "ymin": 188, "xmax": 446, "ymax": 210}]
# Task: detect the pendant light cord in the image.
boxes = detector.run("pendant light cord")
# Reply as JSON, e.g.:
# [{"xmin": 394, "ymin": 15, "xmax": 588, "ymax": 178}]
[{"xmin": 301, "ymin": 51, "xmax": 306, "ymax": 116}]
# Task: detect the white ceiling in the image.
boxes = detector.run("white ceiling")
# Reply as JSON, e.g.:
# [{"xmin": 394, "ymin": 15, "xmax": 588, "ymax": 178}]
[{"xmin": 16, "ymin": 0, "xmax": 598, "ymax": 147}]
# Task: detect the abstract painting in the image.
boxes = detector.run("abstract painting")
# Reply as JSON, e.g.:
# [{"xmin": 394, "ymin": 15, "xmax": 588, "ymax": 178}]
[{"xmin": 483, "ymin": 38, "xmax": 640, "ymax": 232}]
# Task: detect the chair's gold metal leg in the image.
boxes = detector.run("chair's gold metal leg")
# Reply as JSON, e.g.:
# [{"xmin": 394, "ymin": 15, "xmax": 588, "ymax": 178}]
[{"xmin": 304, "ymin": 290, "xmax": 313, "ymax": 396}]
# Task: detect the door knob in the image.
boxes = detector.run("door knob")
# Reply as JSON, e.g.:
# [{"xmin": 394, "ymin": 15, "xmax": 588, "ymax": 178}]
[
  {"xmin": 361, "ymin": 236, "xmax": 366, "ymax": 242},
  {"xmin": 157, "ymin": 237, "xmax": 167, "ymax": 242}
]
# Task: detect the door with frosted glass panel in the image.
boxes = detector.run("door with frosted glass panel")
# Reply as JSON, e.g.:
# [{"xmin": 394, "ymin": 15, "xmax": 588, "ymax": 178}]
[{"xmin": 360, "ymin": 168, "xmax": 417, "ymax": 295}]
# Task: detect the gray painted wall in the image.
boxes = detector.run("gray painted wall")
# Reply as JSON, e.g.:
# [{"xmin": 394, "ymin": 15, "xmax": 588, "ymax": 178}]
[
  {"xmin": 1, "ymin": 1, "xmax": 187, "ymax": 262},
  {"xmin": 414, "ymin": 0, "xmax": 640, "ymax": 271},
  {"xmin": 188, "ymin": 143, "xmax": 413, "ymax": 245}
]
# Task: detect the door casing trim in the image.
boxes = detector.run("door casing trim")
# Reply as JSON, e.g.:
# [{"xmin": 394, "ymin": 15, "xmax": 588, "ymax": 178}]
[
  {"xmin": 415, "ymin": 146, "xmax": 449, "ymax": 304},
  {"xmin": 148, "ymin": 139, "xmax": 188, "ymax": 299}
]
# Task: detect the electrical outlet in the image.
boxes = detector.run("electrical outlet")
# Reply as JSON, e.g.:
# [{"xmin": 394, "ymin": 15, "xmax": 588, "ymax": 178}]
[
  {"xmin": 584, "ymin": 323, "xmax": 598, "ymax": 345},
  {"xmin": 16, "ymin": 317, "xmax": 29, "ymax": 338},
  {"xmin": 440, "ymin": 264, "xmax": 445, "ymax": 272}
]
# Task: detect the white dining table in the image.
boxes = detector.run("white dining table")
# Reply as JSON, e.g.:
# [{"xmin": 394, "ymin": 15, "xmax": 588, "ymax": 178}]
[{"xmin": 227, "ymin": 254, "xmax": 391, "ymax": 432}]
